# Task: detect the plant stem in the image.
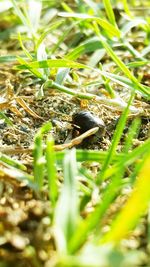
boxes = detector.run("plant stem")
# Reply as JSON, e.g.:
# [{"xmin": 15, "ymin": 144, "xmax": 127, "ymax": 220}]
[{"xmin": 44, "ymin": 80, "xmax": 140, "ymax": 113}]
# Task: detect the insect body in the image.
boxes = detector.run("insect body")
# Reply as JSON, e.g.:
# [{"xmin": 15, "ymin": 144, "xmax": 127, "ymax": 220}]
[{"xmin": 72, "ymin": 111, "xmax": 105, "ymax": 137}]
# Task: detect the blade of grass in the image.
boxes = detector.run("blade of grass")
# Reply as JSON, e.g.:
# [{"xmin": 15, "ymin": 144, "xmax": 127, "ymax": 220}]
[
  {"xmin": 93, "ymin": 22, "xmax": 134, "ymax": 80},
  {"xmin": 0, "ymin": 164, "xmax": 36, "ymax": 190},
  {"xmin": 28, "ymin": 0, "xmax": 42, "ymax": 34},
  {"xmin": 122, "ymin": 118, "xmax": 141, "ymax": 154},
  {"xmin": 18, "ymin": 32, "xmax": 33, "ymax": 60},
  {"xmin": 122, "ymin": 40, "xmax": 145, "ymax": 60},
  {"xmin": 33, "ymin": 122, "xmax": 51, "ymax": 190},
  {"xmin": 36, "ymin": 42, "xmax": 49, "ymax": 80},
  {"xmin": 103, "ymin": 0, "xmax": 117, "ymax": 26},
  {"xmin": 102, "ymin": 137, "xmax": 150, "ymax": 181},
  {"xmin": 66, "ymin": 37, "xmax": 103, "ymax": 60},
  {"xmin": 96, "ymin": 91, "xmax": 135, "ymax": 183},
  {"xmin": 11, "ymin": 0, "xmax": 30, "ymax": 29},
  {"xmin": 92, "ymin": 22, "xmax": 150, "ymax": 98},
  {"xmin": 121, "ymin": 18, "xmax": 147, "ymax": 37},
  {"xmin": 56, "ymin": 149, "xmax": 120, "ymax": 163},
  {"xmin": 54, "ymin": 148, "xmax": 79, "ymax": 253},
  {"xmin": 99, "ymin": 63, "xmax": 115, "ymax": 98},
  {"xmin": 50, "ymin": 21, "xmax": 80, "ymax": 55},
  {"xmin": 0, "ymin": 55, "xmax": 25, "ymax": 63},
  {"xmin": 0, "ymin": 154, "xmax": 26, "ymax": 171},
  {"xmin": 0, "ymin": 111, "xmax": 13, "ymax": 126},
  {"xmin": 17, "ymin": 56, "xmax": 44, "ymax": 80},
  {"xmin": 101, "ymin": 152, "xmax": 150, "ymax": 244},
  {"xmin": 68, "ymin": 166, "xmax": 122, "ymax": 254},
  {"xmin": 122, "ymin": 0, "xmax": 132, "ymax": 17},
  {"xmin": 46, "ymin": 134, "xmax": 58, "ymax": 206},
  {"xmin": 58, "ymin": 12, "xmax": 120, "ymax": 38},
  {"xmin": 68, "ymin": 139, "xmax": 150, "ymax": 253},
  {"xmin": 52, "ymin": 21, "xmax": 82, "ymax": 84},
  {"xmin": 15, "ymin": 58, "xmax": 89, "ymax": 70},
  {"xmin": 96, "ymin": 69, "xmax": 150, "ymax": 97},
  {"xmin": 36, "ymin": 20, "xmax": 64, "ymax": 49}
]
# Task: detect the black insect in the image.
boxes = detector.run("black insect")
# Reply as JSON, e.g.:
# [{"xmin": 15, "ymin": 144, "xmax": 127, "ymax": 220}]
[{"xmin": 72, "ymin": 111, "xmax": 105, "ymax": 137}]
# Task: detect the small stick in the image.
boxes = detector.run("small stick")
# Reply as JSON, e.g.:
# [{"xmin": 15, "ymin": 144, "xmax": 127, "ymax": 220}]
[{"xmin": 0, "ymin": 127, "xmax": 99, "ymax": 155}]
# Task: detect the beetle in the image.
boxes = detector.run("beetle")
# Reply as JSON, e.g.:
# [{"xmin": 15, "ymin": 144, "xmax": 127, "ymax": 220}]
[{"xmin": 72, "ymin": 110, "xmax": 105, "ymax": 137}]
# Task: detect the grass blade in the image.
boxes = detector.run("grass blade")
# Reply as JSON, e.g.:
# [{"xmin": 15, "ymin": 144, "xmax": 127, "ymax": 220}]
[
  {"xmin": 16, "ymin": 58, "xmax": 89, "ymax": 70},
  {"xmin": 96, "ymin": 91, "xmax": 135, "ymax": 183},
  {"xmin": 68, "ymin": 174, "xmax": 121, "ymax": 254},
  {"xmin": 33, "ymin": 122, "xmax": 51, "ymax": 190},
  {"xmin": 101, "ymin": 152, "xmax": 150, "ymax": 244},
  {"xmin": 0, "ymin": 111, "xmax": 13, "ymax": 126},
  {"xmin": 103, "ymin": 0, "xmax": 117, "ymax": 26},
  {"xmin": 11, "ymin": 0, "xmax": 30, "ymax": 28},
  {"xmin": 0, "ymin": 154, "xmax": 26, "ymax": 171},
  {"xmin": 58, "ymin": 12, "xmax": 120, "ymax": 37},
  {"xmin": 28, "ymin": 0, "xmax": 42, "ymax": 34},
  {"xmin": 46, "ymin": 134, "xmax": 58, "ymax": 206},
  {"xmin": 93, "ymin": 22, "xmax": 150, "ymax": 98},
  {"xmin": 18, "ymin": 32, "xmax": 33, "ymax": 60},
  {"xmin": 54, "ymin": 148, "xmax": 79, "ymax": 253},
  {"xmin": 17, "ymin": 56, "xmax": 44, "ymax": 80}
]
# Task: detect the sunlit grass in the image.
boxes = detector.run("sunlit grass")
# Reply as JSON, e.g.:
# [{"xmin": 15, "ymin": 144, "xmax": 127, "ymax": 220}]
[{"xmin": 0, "ymin": 0, "xmax": 150, "ymax": 266}]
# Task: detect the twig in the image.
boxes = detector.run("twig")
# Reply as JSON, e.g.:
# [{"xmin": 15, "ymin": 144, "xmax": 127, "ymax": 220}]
[{"xmin": 0, "ymin": 127, "xmax": 99, "ymax": 155}]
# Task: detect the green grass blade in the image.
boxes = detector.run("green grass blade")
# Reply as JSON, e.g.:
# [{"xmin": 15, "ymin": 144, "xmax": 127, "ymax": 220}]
[
  {"xmin": 0, "ymin": 164, "xmax": 36, "ymax": 190},
  {"xmin": 46, "ymin": 134, "xmax": 58, "ymax": 206},
  {"xmin": 56, "ymin": 149, "xmax": 119, "ymax": 163},
  {"xmin": 97, "ymin": 69, "xmax": 150, "ymax": 97},
  {"xmin": 122, "ymin": 0, "xmax": 132, "ymax": 17},
  {"xmin": 0, "ymin": 55, "xmax": 21, "ymax": 63},
  {"xmin": 66, "ymin": 37, "xmax": 103, "ymax": 60},
  {"xmin": 101, "ymin": 152, "xmax": 150, "ymax": 244},
  {"xmin": 96, "ymin": 91, "xmax": 135, "ymax": 183},
  {"xmin": 33, "ymin": 132, "xmax": 44, "ymax": 190},
  {"xmin": 93, "ymin": 22, "xmax": 135, "ymax": 80},
  {"xmin": 0, "ymin": 154, "xmax": 26, "ymax": 171},
  {"xmin": 54, "ymin": 148, "xmax": 79, "ymax": 253},
  {"xmin": 33, "ymin": 122, "xmax": 51, "ymax": 190},
  {"xmin": 55, "ymin": 68, "xmax": 70, "ymax": 84},
  {"xmin": 28, "ymin": 0, "xmax": 42, "ymax": 34},
  {"xmin": 68, "ymin": 171, "xmax": 122, "ymax": 254},
  {"xmin": 103, "ymin": 0, "xmax": 117, "ymax": 26},
  {"xmin": 93, "ymin": 22, "xmax": 150, "ymax": 98},
  {"xmin": 0, "ymin": 111, "xmax": 13, "ymax": 126},
  {"xmin": 58, "ymin": 12, "xmax": 120, "ymax": 37},
  {"xmin": 17, "ymin": 56, "xmax": 44, "ymax": 80},
  {"xmin": 36, "ymin": 20, "xmax": 63, "ymax": 49},
  {"xmin": 99, "ymin": 63, "xmax": 115, "ymax": 97},
  {"xmin": 122, "ymin": 40, "xmax": 145, "ymax": 60},
  {"xmin": 16, "ymin": 58, "xmax": 89, "ymax": 70},
  {"xmin": 50, "ymin": 21, "xmax": 80, "ymax": 55},
  {"xmin": 103, "ymin": 137, "xmax": 150, "ymax": 180},
  {"xmin": 18, "ymin": 32, "xmax": 33, "ymax": 60},
  {"xmin": 122, "ymin": 118, "xmax": 141, "ymax": 154},
  {"xmin": 36, "ymin": 42, "xmax": 49, "ymax": 79},
  {"xmin": 121, "ymin": 18, "xmax": 147, "ymax": 37},
  {"xmin": 120, "ymin": 60, "xmax": 149, "ymax": 68},
  {"xmin": 11, "ymin": 0, "xmax": 29, "ymax": 28}
]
